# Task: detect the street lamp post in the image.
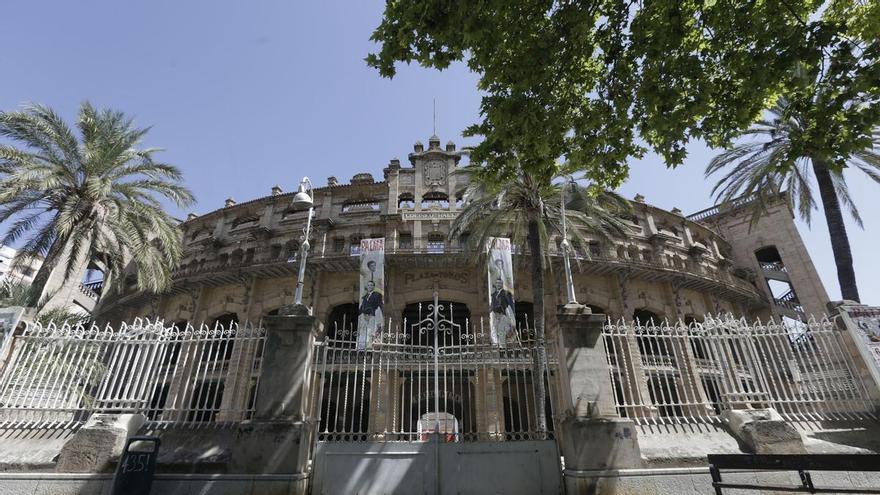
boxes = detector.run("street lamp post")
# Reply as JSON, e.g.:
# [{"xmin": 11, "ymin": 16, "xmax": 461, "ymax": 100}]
[
  {"xmin": 291, "ymin": 177, "xmax": 315, "ymax": 310},
  {"xmin": 560, "ymin": 178, "xmax": 578, "ymax": 305}
]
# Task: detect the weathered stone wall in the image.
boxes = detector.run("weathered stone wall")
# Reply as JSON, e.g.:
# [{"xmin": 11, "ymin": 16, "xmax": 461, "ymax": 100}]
[{"xmin": 705, "ymin": 199, "xmax": 830, "ymax": 318}]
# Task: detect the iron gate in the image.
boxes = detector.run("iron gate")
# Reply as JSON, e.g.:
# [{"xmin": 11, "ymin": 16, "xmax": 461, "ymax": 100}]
[{"xmin": 308, "ymin": 292, "xmax": 562, "ymax": 494}]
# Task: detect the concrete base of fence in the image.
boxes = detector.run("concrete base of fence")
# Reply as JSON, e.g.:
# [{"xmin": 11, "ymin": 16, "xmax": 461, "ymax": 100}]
[
  {"xmin": 561, "ymin": 416, "xmax": 642, "ymax": 494},
  {"xmin": 722, "ymin": 408, "xmax": 806, "ymax": 454},
  {"xmin": 0, "ymin": 472, "xmax": 309, "ymax": 495},
  {"xmin": 140, "ymin": 422, "xmax": 308, "ymax": 475},
  {"xmin": 55, "ymin": 413, "xmax": 145, "ymax": 473}
]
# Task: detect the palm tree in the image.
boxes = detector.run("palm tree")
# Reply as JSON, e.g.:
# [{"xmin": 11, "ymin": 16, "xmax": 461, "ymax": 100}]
[
  {"xmin": 0, "ymin": 279, "xmax": 31, "ymax": 307},
  {"xmin": 0, "ymin": 102, "xmax": 194, "ymax": 308},
  {"xmin": 706, "ymin": 98, "xmax": 880, "ymax": 303},
  {"xmin": 450, "ymin": 164, "xmax": 632, "ymax": 432}
]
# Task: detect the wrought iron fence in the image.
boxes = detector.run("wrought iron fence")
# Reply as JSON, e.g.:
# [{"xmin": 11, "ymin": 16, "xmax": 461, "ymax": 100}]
[
  {"xmin": 0, "ymin": 319, "xmax": 265, "ymax": 427},
  {"xmin": 603, "ymin": 316, "xmax": 877, "ymax": 425},
  {"xmin": 309, "ymin": 303, "xmax": 560, "ymax": 443}
]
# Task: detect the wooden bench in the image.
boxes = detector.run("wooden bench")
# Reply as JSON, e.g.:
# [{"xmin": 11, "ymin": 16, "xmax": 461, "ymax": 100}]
[{"xmin": 708, "ymin": 454, "xmax": 880, "ymax": 494}]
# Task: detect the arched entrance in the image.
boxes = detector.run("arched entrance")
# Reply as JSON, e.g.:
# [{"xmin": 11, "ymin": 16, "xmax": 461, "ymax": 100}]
[{"xmin": 311, "ymin": 292, "xmax": 562, "ymax": 493}]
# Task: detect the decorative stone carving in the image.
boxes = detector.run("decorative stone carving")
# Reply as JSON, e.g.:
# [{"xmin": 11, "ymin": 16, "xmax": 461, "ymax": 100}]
[{"xmin": 424, "ymin": 159, "xmax": 447, "ymax": 186}]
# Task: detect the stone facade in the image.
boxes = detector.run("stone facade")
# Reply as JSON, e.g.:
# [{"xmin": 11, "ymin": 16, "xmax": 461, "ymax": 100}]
[{"xmin": 97, "ymin": 135, "xmax": 825, "ymax": 330}]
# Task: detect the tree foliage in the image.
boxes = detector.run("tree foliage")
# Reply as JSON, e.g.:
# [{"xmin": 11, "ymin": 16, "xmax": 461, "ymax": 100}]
[
  {"xmin": 0, "ymin": 102, "xmax": 194, "ymax": 305},
  {"xmin": 450, "ymin": 165, "xmax": 632, "ymax": 264},
  {"xmin": 368, "ymin": 0, "xmax": 879, "ymax": 187}
]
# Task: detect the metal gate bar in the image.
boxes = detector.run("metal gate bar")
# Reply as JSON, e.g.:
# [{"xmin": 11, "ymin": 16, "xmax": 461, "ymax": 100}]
[{"xmin": 310, "ymin": 292, "xmax": 558, "ymax": 443}]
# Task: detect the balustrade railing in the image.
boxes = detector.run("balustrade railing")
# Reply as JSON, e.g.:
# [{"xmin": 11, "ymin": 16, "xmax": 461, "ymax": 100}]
[
  {"xmin": 78, "ymin": 281, "xmax": 102, "ymax": 300},
  {"xmin": 759, "ymin": 261, "xmax": 787, "ymax": 273},
  {"xmin": 170, "ymin": 237, "xmax": 760, "ymax": 298}
]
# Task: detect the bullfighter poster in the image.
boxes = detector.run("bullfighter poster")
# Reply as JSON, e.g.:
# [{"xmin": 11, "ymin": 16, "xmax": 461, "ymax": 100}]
[
  {"xmin": 487, "ymin": 237, "xmax": 517, "ymax": 346},
  {"xmin": 357, "ymin": 238, "xmax": 385, "ymax": 350}
]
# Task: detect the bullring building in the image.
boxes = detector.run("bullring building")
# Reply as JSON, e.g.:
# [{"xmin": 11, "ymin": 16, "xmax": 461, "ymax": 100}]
[
  {"xmin": 98, "ymin": 134, "xmax": 828, "ymax": 328},
  {"xmin": 18, "ymin": 134, "xmax": 855, "ymax": 493}
]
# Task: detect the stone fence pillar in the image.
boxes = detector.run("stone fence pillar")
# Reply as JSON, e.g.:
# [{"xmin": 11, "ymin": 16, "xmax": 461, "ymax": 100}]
[
  {"xmin": 228, "ymin": 312, "xmax": 319, "ymax": 476},
  {"xmin": 556, "ymin": 303, "xmax": 642, "ymax": 494}
]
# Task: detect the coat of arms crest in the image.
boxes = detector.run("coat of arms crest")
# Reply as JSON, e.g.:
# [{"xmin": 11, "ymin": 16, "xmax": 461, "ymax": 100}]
[{"xmin": 424, "ymin": 159, "xmax": 446, "ymax": 186}]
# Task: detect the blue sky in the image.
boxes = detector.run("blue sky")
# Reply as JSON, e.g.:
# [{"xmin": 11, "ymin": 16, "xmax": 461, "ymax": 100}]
[{"xmin": 1, "ymin": 1, "xmax": 878, "ymax": 304}]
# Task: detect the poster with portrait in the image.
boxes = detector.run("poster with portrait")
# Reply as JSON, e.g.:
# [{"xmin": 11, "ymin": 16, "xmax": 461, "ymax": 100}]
[
  {"xmin": 487, "ymin": 237, "xmax": 517, "ymax": 346},
  {"xmin": 356, "ymin": 238, "xmax": 385, "ymax": 350},
  {"xmin": 842, "ymin": 306, "xmax": 880, "ymax": 390}
]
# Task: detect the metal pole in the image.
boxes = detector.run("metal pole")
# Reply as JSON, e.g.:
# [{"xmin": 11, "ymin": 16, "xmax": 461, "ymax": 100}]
[
  {"xmin": 561, "ymin": 179, "xmax": 578, "ymax": 305},
  {"xmin": 432, "ymin": 290, "xmax": 441, "ymax": 494},
  {"xmin": 433, "ymin": 290, "xmax": 440, "ymax": 433},
  {"xmin": 294, "ymin": 200, "xmax": 314, "ymax": 307}
]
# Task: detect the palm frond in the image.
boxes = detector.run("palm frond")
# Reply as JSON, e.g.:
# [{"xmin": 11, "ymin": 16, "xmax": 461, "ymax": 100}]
[{"xmin": 0, "ymin": 101, "xmax": 195, "ymax": 303}]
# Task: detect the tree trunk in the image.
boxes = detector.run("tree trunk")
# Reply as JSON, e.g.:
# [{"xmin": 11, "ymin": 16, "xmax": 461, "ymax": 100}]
[
  {"xmin": 812, "ymin": 160, "xmax": 860, "ymax": 302},
  {"xmin": 527, "ymin": 217, "xmax": 548, "ymax": 433},
  {"xmin": 25, "ymin": 236, "xmax": 66, "ymax": 308}
]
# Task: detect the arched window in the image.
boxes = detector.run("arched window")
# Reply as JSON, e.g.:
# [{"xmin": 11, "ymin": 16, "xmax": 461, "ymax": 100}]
[
  {"xmin": 421, "ymin": 192, "xmax": 449, "ymax": 210},
  {"xmin": 326, "ymin": 303, "xmax": 359, "ymax": 341},
  {"xmin": 685, "ymin": 315, "xmax": 709, "ymax": 360},
  {"xmin": 754, "ymin": 246, "xmax": 782, "ymax": 263},
  {"xmin": 633, "ymin": 308, "xmax": 662, "ymax": 325},
  {"xmin": 755, "ymin": 245, "xmax": 785, "ymax": 273},
  {"xmin": 350, "ymin": 234, "xmax": 364, "ymax": 256},
  {"xmin": 426, "ymin": 232, "xmax": 445, "ymax": 254},
  {"xmin": 514, "ymin": 301, "xmax": 534, "ymax": 336},
  {"xmin": 206, "ymin": 313, "xmax": 239, "ymax": 361},
  {"xmin": 398, "ymin": 232, "xmax": 413, "ymax": 250},
  {"xmin": 634, "ymin": 308, "xmax": 671, "ymax": 360},
  {"xmin": 398, "ymin": 193, "xmax": 415, "ymax": 209},
  {"xmin": 284, "ymin": 240, "xmax": 300, "ymax": 262},
  {"xmin": 162, "ymin": 320, "xmax": 188, "ymax": 367}
]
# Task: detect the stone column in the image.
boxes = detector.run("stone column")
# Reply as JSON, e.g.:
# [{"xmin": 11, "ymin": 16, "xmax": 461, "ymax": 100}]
[
  {"xmin": 471, "ymin": 369, "xmax": 504, "ymax": 441},
  {"xmin": 368, "ymin": 370, "xmax": 397, "ymax": 439},
  {"xmin": 557, "ymin": 304, "xmax": 642, "ymax": 494},
  {"xmin": 228, "ymin": 312, "xmax": 318, "ymax": 475},
  {"xmin": 557, "ymin": 304, "xmax": 616, "ymax": 418}
]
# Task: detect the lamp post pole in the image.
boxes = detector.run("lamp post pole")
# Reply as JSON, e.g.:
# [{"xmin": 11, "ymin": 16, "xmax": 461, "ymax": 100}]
[
  {"xmin": 560, "ymin": 178, "xmax": 578, "ymax": 305},
  {"xmin": 293, "ymin": 178, "xmax": 315, "ymax": 308}
]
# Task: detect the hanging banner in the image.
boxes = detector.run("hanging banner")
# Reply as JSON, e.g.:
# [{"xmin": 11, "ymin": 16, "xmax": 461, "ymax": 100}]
[
  {"xmin": 487, "ymin": 237, "xmax": 517, "ymax": 346},
  {"xmin": 357, "ymin": 238, "xmax": 385, "ymax": 350}
]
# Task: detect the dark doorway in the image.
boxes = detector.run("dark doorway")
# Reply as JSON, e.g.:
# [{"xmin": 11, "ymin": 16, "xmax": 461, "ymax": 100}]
[{"xmin": 326, "ymin": 303, "xmax": 359, "ymax": 341}]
